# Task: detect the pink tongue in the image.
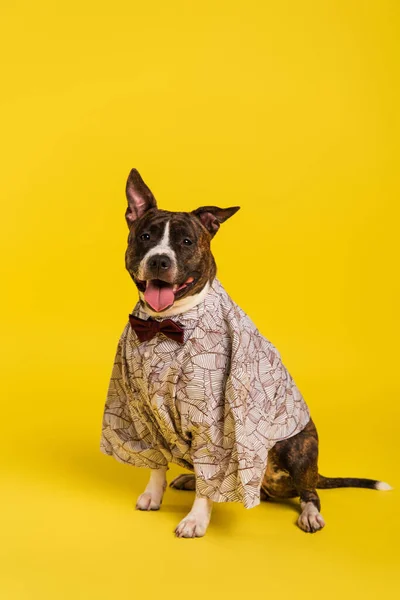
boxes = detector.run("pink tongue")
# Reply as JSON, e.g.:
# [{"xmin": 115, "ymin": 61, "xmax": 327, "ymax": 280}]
[{"xmin": 144, "ymin": 281, "xmax": 175, "ymax": 312}]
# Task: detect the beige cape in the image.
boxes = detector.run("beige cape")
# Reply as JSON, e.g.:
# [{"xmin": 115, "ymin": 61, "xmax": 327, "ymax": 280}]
[{"xmin": 100, "ymin": 279, "xmax": 310, "ymax": 508}]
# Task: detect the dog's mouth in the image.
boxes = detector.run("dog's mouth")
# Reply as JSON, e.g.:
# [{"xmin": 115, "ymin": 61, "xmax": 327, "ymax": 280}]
[{"xmin": 134, "ymin": 276, "xmax": 196, "ymax": 312}]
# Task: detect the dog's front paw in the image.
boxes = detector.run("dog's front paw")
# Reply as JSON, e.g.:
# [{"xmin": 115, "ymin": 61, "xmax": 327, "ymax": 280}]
[
  {"xmin": 174, "ymin": 514, "xmax": 208, "ymax": 538},
  {"xmin": 136, "ymin": 492, "xmax": 162, "ymax": 511},
  {"xmin": 297, "ymin": 502, "xmax": 325, "ymax": 533},
  {"xmin": 136, "ymin": 472, "xmax": 167, "ymax": 511}
]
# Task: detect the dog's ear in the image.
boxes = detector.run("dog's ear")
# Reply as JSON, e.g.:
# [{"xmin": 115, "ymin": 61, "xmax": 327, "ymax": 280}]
[
  {"xmin": 125, "ymin": 169, "xmax": 157, "ymax": 227},
  {"xmin": 192, "ymin": 206, "xmax": 240, "ymax": 237}
]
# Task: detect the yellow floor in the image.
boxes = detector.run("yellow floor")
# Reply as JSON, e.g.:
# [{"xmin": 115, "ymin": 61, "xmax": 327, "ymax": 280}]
[
  {"xmin": 2, "ymin": 359, "xmax": 398, "ymax": 599},
  {"xmin": 1, "ymin": 1, "xmax": 400, "ymax": 598}
]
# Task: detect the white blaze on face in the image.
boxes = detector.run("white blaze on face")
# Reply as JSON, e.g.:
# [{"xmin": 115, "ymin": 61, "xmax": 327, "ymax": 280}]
[{"xmin": 138, "ymin": 220, "xmax": 177, "ymax": 280}]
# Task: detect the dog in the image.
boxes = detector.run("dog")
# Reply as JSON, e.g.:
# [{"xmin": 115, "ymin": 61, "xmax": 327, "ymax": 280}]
[{"xmin": 100, "ymin": 168, "xmax": 391, "ymax": 538}]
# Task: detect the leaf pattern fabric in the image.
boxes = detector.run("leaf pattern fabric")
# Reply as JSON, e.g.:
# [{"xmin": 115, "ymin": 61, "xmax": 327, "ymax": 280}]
[{"xmin": 100, "ymin": 279, "xmax": 310, "ymax": 508}]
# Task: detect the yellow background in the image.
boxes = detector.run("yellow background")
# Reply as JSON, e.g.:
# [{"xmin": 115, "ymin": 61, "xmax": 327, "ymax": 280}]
[{"xmin": 1, "ymin": 1, "xmax": 399, "ymax": 598}]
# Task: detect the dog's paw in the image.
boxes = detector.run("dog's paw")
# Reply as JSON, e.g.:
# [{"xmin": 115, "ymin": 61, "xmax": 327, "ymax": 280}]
[
  {"xmin": 136, "ymin": 491, "xmax": 163, "ymax": 511},
  {"xmin": 169, "ymin": 474, "xmax": 196, "ymax": 491},
  {"xmin": 297, "ymin": 502, "xmax": 325, "ymax": 533},
  {"xmin": 174, "ymin": 514, "xmax": 208, "ymax": 538}
]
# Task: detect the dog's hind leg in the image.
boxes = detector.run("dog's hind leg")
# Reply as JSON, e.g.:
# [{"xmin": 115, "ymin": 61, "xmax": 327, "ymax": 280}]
[
  {"xmin": 169, "ymin": 473, "xmax": 196, "ymax": 491},
  {"xmin": 265, "ymin": 418, "xmax": 325, "ymax": 533}
]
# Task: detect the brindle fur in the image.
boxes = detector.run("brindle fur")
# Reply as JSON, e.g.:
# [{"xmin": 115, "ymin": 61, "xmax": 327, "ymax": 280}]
[
  {"xmin": 124, "ymin": 168, "xmax": 389, "ymax": 534},
  {"xmin": 126, "ymin": 208, "xmax": 217, "ymax": 299},
  {"xmin": 171, "ymin": 419, "xmax": 321, "ymax": 511},
  {"xmin": 171, "ymin": 414, "xmax": 384, "ymax": 526},
  {"xmin": 124, "ymin": 170, "xmax": 239, "ymax": 307},
  {"xmin": 262, "ymin": 418, "xmax": 321, "ymax": 510}
]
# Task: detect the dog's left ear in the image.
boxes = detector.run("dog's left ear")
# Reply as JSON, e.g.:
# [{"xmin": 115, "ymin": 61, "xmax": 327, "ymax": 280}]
[
  {"xmin": 192, "ymin": 206, "xmax": 240, "ymax": 237},
  {"xmin": 125, "ymin": 169, "xmax": 157, "ymax": 227}
]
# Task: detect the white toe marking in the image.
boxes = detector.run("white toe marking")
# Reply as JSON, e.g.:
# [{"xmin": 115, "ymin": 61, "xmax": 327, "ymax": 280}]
[
  {"xmin": 175, "ymin": 496, "xmax": 213, "ymax": 538},
  {"xmin": 298, "ymin": 501, "xmax": 325, "ymax": 533}
]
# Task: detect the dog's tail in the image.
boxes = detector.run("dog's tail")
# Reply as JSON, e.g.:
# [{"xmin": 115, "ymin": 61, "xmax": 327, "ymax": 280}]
[{"xmin": 317, "ymin": 474, "xmax": 392, "ymax": 490}]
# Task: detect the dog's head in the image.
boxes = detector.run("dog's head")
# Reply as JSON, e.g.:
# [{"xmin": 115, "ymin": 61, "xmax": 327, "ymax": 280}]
[{"xmin": 124, "ymin": 169, "xmax": 239, "ymax": 314}]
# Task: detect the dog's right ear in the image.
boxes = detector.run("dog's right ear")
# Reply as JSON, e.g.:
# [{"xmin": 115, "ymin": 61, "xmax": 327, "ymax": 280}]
[{"xmin": 125, "ymin": 169, "xmax": 157, "ymax": 227}]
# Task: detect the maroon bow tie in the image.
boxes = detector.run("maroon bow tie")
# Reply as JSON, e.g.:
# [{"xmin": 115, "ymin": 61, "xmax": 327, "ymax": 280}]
[{"xmin": 129, "ymin": 314, "xmax": 184, "ymax": 344}]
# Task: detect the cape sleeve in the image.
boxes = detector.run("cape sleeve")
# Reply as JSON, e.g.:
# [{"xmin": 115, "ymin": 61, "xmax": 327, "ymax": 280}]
[
  {"xmin": 100, "ymin": 325, "xmax": 169, "ymax": 469},
  {"xmin": 182, "ymin": 305, "xmax": 275, "ymax": 508},
  {"xmin": 188, "ymin": 301, "xmax": 309, "ymax": 509}
]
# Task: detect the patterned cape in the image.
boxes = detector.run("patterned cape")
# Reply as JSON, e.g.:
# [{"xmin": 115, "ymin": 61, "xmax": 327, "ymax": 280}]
[{"xmin": 100, "ymin": 279, "xmax": 310, "ymax": 509}]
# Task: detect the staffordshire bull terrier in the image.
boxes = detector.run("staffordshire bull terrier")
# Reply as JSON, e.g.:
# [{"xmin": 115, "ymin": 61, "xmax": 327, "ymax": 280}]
[{"xmin": 100, "ymin": 168, "xmax": 391, "ymax": 538}]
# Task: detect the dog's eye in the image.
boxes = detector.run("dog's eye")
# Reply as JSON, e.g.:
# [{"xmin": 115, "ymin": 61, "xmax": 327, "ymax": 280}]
[
  {"xmin": 183, "ymin": 238, "xmax": 192, "ymax": 246},
  {"xmin": 140, "ymin": 233, "xmax": 151, "ymax": 241}
]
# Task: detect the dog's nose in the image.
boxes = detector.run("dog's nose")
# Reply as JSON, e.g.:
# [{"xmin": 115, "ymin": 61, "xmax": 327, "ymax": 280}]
[{"xmin": 148, "ymin": 254, "xmax": 171, "ymax": 272}]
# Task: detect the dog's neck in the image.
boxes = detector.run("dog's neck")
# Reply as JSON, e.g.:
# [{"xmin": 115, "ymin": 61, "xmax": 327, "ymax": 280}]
[{"xmin": 139, "ymin": 282, "xmax": 211, "ymax": 318}]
